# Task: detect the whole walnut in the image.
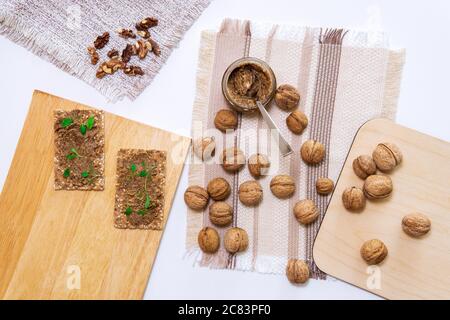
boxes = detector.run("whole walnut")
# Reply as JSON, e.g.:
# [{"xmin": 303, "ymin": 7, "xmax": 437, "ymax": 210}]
[
  {"xmin": 209, "ymin": 201, "xmax": 233, "ymax": 226},
  {"xmin": 198, "ymin": 227, "xmax": 220, "ymax": 254},
  {"xmin": 372, "ymin": 142, "xmax": 402, "ymax": 172},
  {"xmin": 315, "ymin": 177, "xmax": 334, "ymax": 195},
  {"xmin": 360, "ymin": 239, "xmax": 388, "ymax": 265},
  {"xmin": 342, "ymin": 186, "xmax": 365, "ymax": 211},
  {"xmin": 184, "ymin": 185, "xmax": 209, "ymax": 210},
  {"xmin": 207, "ymin": 177, "xmax": 231, "ymax": 201},
  {"xmin": 238, "ymin": 180, "xmax": 263, "ymax": 206},
  {"xmin": 286, "ymin": 110, "xmax": 308, "ymax": 134},
  {"xmin": 300, "ymin": 140, "xmax": 325, "ymax": 165},
  {"xmin": 248, "ymin": 153, "xmax": 270, "ymax": 178},
  {"xmin": 193, "ymin": 137, "xmax": 216, "ymax": 161},
  {"xmin": 221, "ymin": 147, "xmax": 245, "ymax": 172},
  {"xmin": 224, "ymin": 227, "xmax": 248, "ymax": 253},
  {"xmin": 353, "ymin": 155, "xmax": 377, "ymax": 179},
  {"xmin": 294, "ymin": 200, "xmax": 319, "ymax": 225},
  {"xmin": 286, "ymin": 259, "xmax": 309, "ymax": 284},
  {"xmin": 270, "ymin": 175, "xmax": 296, "ymax": 199},
  {"xmin": 363, "ymin": 175, "xmax": 393, "ymax": 200},
  {"xmin": 402, "ymin": 213, "xmax": 431, "ymax": 237},
  {"xmin": 214, "ymin": 109, "xmax": 238, "ymax": 132},
  {"xmin": 274, "ymin": 84, "xmax": 300, "ymax": 111}
]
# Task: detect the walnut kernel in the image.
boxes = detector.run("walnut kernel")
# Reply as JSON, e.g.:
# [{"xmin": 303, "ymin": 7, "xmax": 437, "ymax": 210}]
[
  {"xmin": 209, "ymin": 201, "xmax": 233, "ymax": 227},
  {"xmin": 363, "ymin": 175, "xmax": 393, "ymax": 200},
  {"xmin": 353, "ymin": 155, "xmax": 377, "ymax": 179},
  {"xmin": 214, "ymin": 109, "xmax": 238, "ymax": 132},
  {"xmin": 184, "ymin": 185, "xmax": 209, "ymax": 210},
  {"xmin": 300, "ymin": 140, "xmax": 325, "ymax": 164},
  {"xmin": 238, "ymin": 180, "xmax": 263, "ymax": 206},
  {"xmin": 360, "ymin": 239, "xmax": 388, "ymax": 265},
  {"xmin": 286, "ymin": 259, "xmax": 309, "ymax": 284},
  {"xmin": 136, "ymin": 17, "xmax": 158, "ymax": 30},
  {"xmin": 220, "ymin": 147, "xmax": 245, "ymax": 172},
  {"xmin": 117, "ymin": 28, "xmax": 136, "ymax": 39},
  {"xmin": 198, "ymin": 227, "xmax": 220, "ymax": 253},
  {"xmin": 315, "ymin": 177, "xmax": 334, "ymax": 195},
  {"xmin": 224, "ymin": 227, "xmax": 248, "ymax": 253},
  {"xmin": 270, "ymin": 175, "xmax": 295, "ymax": 199},
  {"xmin": 122, "ymin": 43, "xmax": 136, "ymax": 63},
  {"xmin": 207, "ymin": 177, "xmax": 231, "ymax": 201},
  {"xmin": 372, "ymin": 142, "xmax": 402, "ymax": 172},
  {"xmin": 87, "ymin": 47, "xmax": 99, "ymax": 65},
  {"xmin": 274, "ymin": 84, "xmax": 300, "ymax": 111},
  {"xmin": 286, "ymin": 110, "xmax": 308, "ymax": 134},
  {"xmin": 247, "ymin": 153, "xmax": 270, "ymax": 178},
  {"xmin": 294, "ymin": 200, "xmax": 319, "ymax": 225},
  {"xmin": 124, "ymin": 66, "xmax": 144, "ymax": 76},
  {"xmin": 342, "ymin": 186, "xmax": 365, "ymax": 211},
  {"xmin": 94, "ymin": 32, "xmax": 109, "ymax": 49},
  {"xmin": 402, "ymin": 213, "xmax": 431, "ymax": 237}
]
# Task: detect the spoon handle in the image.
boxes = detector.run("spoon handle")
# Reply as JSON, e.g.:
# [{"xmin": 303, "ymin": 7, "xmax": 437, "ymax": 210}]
[{"xmin": 256, "ymin": 101, "xmax": 293, "ymax": 156}]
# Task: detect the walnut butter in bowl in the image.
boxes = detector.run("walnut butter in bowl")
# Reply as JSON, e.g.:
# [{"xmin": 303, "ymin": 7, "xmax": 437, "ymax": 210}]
[{"xmin": 222, "ymin": 57, "xmax": 276, "ymax": 113}]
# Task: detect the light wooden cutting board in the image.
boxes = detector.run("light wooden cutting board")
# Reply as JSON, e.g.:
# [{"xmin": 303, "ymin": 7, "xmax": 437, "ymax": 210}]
[
  {"xmin": 0, "ymin": 90, "xmax": 191, "ymax": 299},
  {"xmin": 313, "ymin": 119, "xmax": 450, "ymax": 300}
]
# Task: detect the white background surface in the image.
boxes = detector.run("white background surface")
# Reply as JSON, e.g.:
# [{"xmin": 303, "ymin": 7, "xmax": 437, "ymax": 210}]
[{"xmin": 0, "ymin": 0, "xmax": 449, "ymax": 300}]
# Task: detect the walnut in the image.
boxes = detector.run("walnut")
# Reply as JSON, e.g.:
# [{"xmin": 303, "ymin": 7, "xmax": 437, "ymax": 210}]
[
  {"xmin": 286, "ymin": 259, "xmax": 309, "ymax": 284},
  {"xmin": 137, "ymin": 30, "xmax": 151, "ymax": 39},
  {"xmin": 360, "ymin": 239, "xmax": 388, "ymax": 265},
  {"xmin": 124, "ymin": 66, "xmax": 144, "ymax": 76},
  {"xmin": 270, "ymin": 175, "xmax": 295, "ymax": 199},
  {"xmin": 135, "ymin": 39, "xmax": 152, "ymax": 59},
  {"xmin": 220, "ymin": 147, "xmax": 245, "ymax": 172},
  {"xmin": 315, "ymin": 177, "xmax": 334, "ymax": 195},
  {"xmin": 214, "ymin": 109, "xmax": 238, "ymax": 132},
  {"xmin": 184, "ymin": 185, "xmax": 209, "ymax": 210},
  {"xmin": 149, "ymin": 38, "xmax": 161, "ymax": 56},
  {"xmin": 274, "ymin": 84, "xmax": 300, "ymax": 111},
  {"xmin": 294, "ymin": 199, "xmax": 319, "ymax": 225},
  {"xmin": 96, "ymin": 58, "xmax": 125, "ymax": 78},
  {"xmin": 121, "ymin": 44, "xmax": 136, "ymax": 63},
  {"xmin": 342, "ymin": 186, "xmax": 365, "ymax": 211},
  {"xmin": 372, "ymin": 142, "xmax": 402, "ymax": 172},
  {"xmin": 117, "ymin": 28, "xmax": 136, "ymax": 39},
  {"xmin": 247, "ymin": 153, "xmax": 270, "ymax": 178},
  {"xmin": 286, "ymin": 110, "xmax": 308, "ymax": 134},
  {"xmin": 207, "ymin": 177, "xmax": 231, "ymax": 201},
  {"xmin": 300, "ymin": 140, "xmax": 325, "ymax": 165},
  {"xmin": 402, "ymin": 213, "xmax": 431, "ymax": 237},
  {"xmin": 107, "ymin": 49, "xmax": 119, "ymax": 59},
  {"xmin": 224, "ymin": 227, "xmax": 248, "ymax": 253},
  {"xmin": 198, "ymin": 227, "xmax": 220, "ymax": 254},
  {"xmin": 238, "ymin": 180, "xmax": 263, "ymax": 206},
  {"xmin": 87, "ymin": 46, "xmax": 99, "ymax": 65},
  {"xmin": 363, "ymin": 175, "xmax": 393, "ymax": 200},
  {"xmin": 353, "ymin": 155, "xmax": 377, "ymax": 179},
  {"xmin": 94, "ymin": 32, "xmax": 109, "ymax": 49},
  {"xmin": 209, "ymin": 201, "xmax": 233, "ymax": 226},
  {"xmin": 193, "ymin": 137, "xmax": 216, "ymax": 161},
  {"xmin": 136, "ymin": 17, "xmax": 158, "ymax": 30}
]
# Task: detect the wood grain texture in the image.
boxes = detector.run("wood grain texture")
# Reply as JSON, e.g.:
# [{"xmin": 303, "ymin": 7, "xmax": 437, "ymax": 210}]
[
  {"xmin": 0, "ymin": 90, "xmax": 190, "ymax": 299},
  {"xmin": 313, "ymin": 119, "xmax": 450, "ymax": 300}
]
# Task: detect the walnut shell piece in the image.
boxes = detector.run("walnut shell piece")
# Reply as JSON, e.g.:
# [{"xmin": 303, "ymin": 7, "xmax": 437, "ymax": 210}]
[
  {"xmin": 274, "ymin": 84, "xmax": 300, "ymax": 111},
  {"xmin": 353, "ymin": 155, "xmax": 377, "ymax": 179},
  {"xmin": 372, "ymin": 142, "xmax": 403, "ymax": 172},
  {"xmin": 342, "ymin": 186, "xmax": 365, "ymax": 211},
  {"xmin": 363, "ymin": 175, "xmax": 393, "ymax": 200},
  {"xmin": 184, "ymin": 185, "xmax": 209, "ymax": 210},
  {"xmin": 360, "ymin": 239, "xmax": 388, "ymax": 265},
  {"xmin": 402, "ymin": 213, "xmax": 431, "ymax": 237},
  {"xmin": 214, "ymin": 109, "xmax": 238, "ymax": 132},
  {"xmin": 270, "ymin": 175, "xmax": 296, "ymax": 199},
  {"xmin": 286, "ymin": 110, "xmax": 308, "ymax": 134},
  {"xmin": 193, "ymin": 137, "xmax": 216, "ymax": 161},
  {"xmin": 294, "ymin": 200, "xmax": 319, "ymax": 225},
  {"xmin": 300, "ymin": 140, "xmax": 325, "ymax": 165},
  {"xmin": 209, "ymin": 201, "xmax": 233, "ymax": 227},
  {"xmin": 247, "ymin": 153, "xmax": 270, "ymax": 178},
  {"xmin": 207, "ymin": 177, "xmax": 231, "ymax": 201},
  {"xmin": 198, "ymin": 227, "xmax": 220, "ymax": 254},
  {"xmin": 286, "ymin": 259, "xmax": 309, "ymax": 284},
  {"xmin": 315, "ymin": 177, "xmax": 334, "ymax": 195},
  {"xmin": 238, "ymin": 180, "xmax": 263, "ymax": 206},
  {"xmin": 220, "ymin": 147, "xmax": 245, "ymax": 172},
  {"xmin": 224, "ymin": 227, "xmax": 248, "ymax": 253}
]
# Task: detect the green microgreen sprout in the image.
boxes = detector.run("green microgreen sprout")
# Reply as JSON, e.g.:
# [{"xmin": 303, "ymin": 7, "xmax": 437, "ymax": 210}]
[
  {"xmin": 80, "ymin": 115, "xmax": 95, "ymax": 135},
  {"xmin": 61, "ymin": 118, "xmax": 73, "ymax": 128},
  {"xmin": 125, "ymin": 207, "xmax": 133, "ymax": 216},
  {"xmin": 81, "ymin": 171, "xmax": 90, "ymax": 178},
  {"xmin": 63, "ymin": 168, "xmax": 71, "ymax": 178},
  {"xmin": 66, "ymin": 148, "xmax": 81, "ymax": 160}
]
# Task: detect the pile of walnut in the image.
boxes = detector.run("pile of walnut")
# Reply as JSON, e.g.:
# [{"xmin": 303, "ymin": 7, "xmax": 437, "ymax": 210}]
[
  {"xmin": 187, "ymin": 83, "xmax": 336, "ymax": 285},
  {"xmin": 344, "ymin": 143, "xmax": 431, "ymax": 266},
  {"xmin": 87, "ymin": 17, "xmax": 161, "ymax": 79}
]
